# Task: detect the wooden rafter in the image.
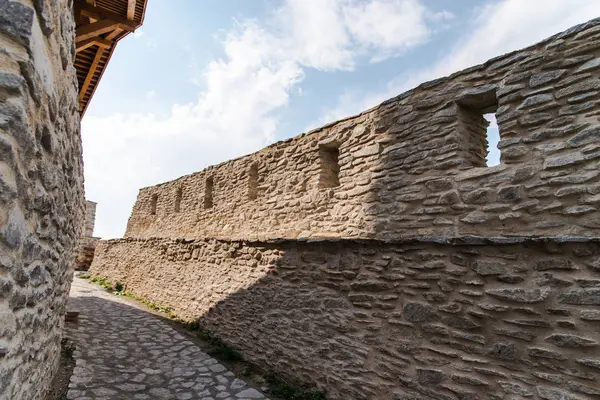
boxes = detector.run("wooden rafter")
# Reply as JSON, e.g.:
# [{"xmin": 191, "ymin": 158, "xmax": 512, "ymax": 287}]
[
  {"xmin": 74, "ymin": 0, "xmax": 148, "ymax": 115},
  {"xmin": 79, "ymin": 47, "xmax": 105, "ymax": 104},
  {"xmin": 78, "ymin": 27, "xmax": 123, "ymax": 107},
  {"xmin": 77, "ymin": 1, "xmax": 136, "ymax": 30},
  {"xmin": 106, "ymin": 28, "xmax": 122, "ymax": 41},
  {"xmin": 127, "ymin": 0, "xmax": 137, "ymax": 20},
  {"xmin": 76, "ymin": 37, "xmax": 112, "ymax": 52},
  {"xmin": 76, "ymin": 20, "xmax": 121, "ymax": 43}
]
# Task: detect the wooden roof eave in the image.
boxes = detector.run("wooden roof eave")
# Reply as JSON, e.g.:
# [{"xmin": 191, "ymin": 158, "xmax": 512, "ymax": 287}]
[{"xmin": 74, "ymin": 0, "xmax": 148, "ymax": 115}]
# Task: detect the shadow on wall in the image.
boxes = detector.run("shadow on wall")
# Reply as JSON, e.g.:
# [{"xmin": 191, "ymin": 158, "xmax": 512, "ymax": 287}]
[{"xmin": 90, "ymin": 238, "xmax": 600, "ymax": 400}]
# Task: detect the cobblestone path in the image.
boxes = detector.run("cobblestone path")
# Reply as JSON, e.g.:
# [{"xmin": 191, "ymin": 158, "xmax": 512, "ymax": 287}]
[{"xmin": 66, "ymin": 276, "xmax": 269, "ymax": 400}]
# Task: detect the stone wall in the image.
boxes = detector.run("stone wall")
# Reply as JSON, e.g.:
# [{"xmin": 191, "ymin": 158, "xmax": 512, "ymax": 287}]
[
  {"xmin": 0, "ymin": 1, "xmax": 84, "ymax": 399},
  {"xmin": 84, "ymin": 200, "xmax": 96, "ymax": 237},
  {"xmin": 74, "ymin": 200, "xmax": 99, "ymax": 271},
  {"xmin": 125, "ymin": 18, "xmax": 600, "ymax": 242},
  {"xmin": 90, "ymin": 237, "xmax": 600, "ymax": 400}
]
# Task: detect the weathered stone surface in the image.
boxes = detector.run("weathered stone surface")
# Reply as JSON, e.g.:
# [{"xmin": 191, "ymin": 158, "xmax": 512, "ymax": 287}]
[
  {"xmin": 543, "ymin": 152, "xmax": 585, "ymax": 169},
  {"xmin": 486, "ymin": 288, "xmax": 551, "ymax": 303},
  {"xmin": 529, "ymin": 70, "xmax": 566, "ymax": 87},
  {"xmin": 567, "ymin": 126, "xmax": 600, "ymax": 147},
  {"xmin": 528, "ymin": 347, "xmax": 568, "ymax": 360},
  {"xmin": 576, "ymin": 359, "xmax": 600, "ymax": 369},
  {"xmin": 417, "ymin": 368, "xmax": 445, "ymax": 384},
  {"xmin": 545, "ymin": 334, "xmax": 598, "ymax": 348},
  {"xmin": 487, "ymin": 343, "xmax": 518, "ymax": 360},
  {"xmin": 498, "ymin": 381, "xmax": 533, "ymax": 397},
  {"xmin": 0, "ymin": 1, "xmax": 84, "ymax": 399},
  {"xmin": 472, "ymin": 260, "xmax": 507, "ymax": 276},
  {"xmin": 576, "ymin": 57, "xmax": 600, "ymax": 72},
  {"xmin": 537, "ymin": 386, "xmax": 581, "ymax": 400},
  {"xmin": 534, "ymin": 259, "xmax": 574, "ymax": 271},
  {"xmin": 559, "ymin": 288, "xmax": 600, "ymax": 305},
  {"xmin": 497, "ymin": 185, "xmax": 521, "ymax": 202},
  {"xmin": 0, "ymin": 0, "xmax": 34, "ymax": 45},
  {"xmin": 404, "ymin": 301, "xmax": 438, "ymax": 322}
]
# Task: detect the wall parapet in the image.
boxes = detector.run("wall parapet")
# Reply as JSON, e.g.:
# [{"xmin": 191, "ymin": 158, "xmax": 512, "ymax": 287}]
[{"xmin": 125, "ymin": 18, "xmax": 600, "ymax": 242}]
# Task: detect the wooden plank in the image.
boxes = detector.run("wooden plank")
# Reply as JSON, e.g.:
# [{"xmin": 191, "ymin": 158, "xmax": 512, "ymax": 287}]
[
  {"xmin": 76, "ymin": 37, "xmax": 112, "ymax": 52},
  {"xmin": 79, "ymin": 47, "xmax": 104, "ymax": 103},
  {"xmin": 127, "ymin": 0, "xmax": 137, "ymax": 20},
  {"xmin": 76, "ymin": 0, "xmax": 136, "ymax": 30},
  {"xmin": 76, "ymin": 20, "xmax": 120, "ymax": 42}
]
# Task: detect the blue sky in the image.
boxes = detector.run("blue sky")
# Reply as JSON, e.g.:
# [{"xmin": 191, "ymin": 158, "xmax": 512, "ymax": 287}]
[{"xmin": 81, "ymin": 0, "xmax": 600, "ymax": 238}]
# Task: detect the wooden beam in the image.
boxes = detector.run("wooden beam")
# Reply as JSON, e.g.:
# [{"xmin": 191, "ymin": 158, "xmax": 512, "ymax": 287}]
[
  {"xmin": 76, "ymin": 20, "xmax": 120, "ymax": 43},
  {"xmin": 79, "ymin": 47, "xmax": 104, "ymax": 104},
  {"xmin": 127, "ymin": 0, "xmax": 137, "ymax": 20},
  {"xmin": 76, "ymin": 37, "xmax": 112, "ymax": 52},
  {"xmin": 106, "ymin": 28, "xmax": 122, "ymax": 41},
  {"xmin": 76, "ymin": 1, "xmax": 136, "ymax": 30}
]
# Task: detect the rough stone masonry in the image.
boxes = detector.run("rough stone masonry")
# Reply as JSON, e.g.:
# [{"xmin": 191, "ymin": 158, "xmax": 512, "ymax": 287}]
[
  {"xmin": 91, "ymin": 18, "xmax": 600, "ymax": 400},
  {"xmin": 0, "ymin": 0, "xmax": 84, "ymax": 399}
]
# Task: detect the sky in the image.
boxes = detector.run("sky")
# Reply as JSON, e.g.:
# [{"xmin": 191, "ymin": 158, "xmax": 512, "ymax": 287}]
[{"xmin": 81, "ymin": 0, "xmax": 600, "ymax": 239}]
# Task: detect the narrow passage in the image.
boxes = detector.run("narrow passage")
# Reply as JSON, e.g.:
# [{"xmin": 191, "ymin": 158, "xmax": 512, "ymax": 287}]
[{"xmin": 66, "ymin": 276, "xmax": 269, "ymax": 400}]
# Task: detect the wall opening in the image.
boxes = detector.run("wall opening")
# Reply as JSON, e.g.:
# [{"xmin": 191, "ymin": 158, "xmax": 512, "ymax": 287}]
[
  {"xmin": 319, "ymin": 144, "xmax": 340, "ymax": 188},
  {"xmin": 204, "ymin": 177, "xmax": 214, "ymax": 209},
  {"xmin": 248, "ymin": 164, "xmax": 258, "ymax": 200},
  {"xmin": 484, "ymin": 114, "xmax": 500, "ymax": 166},
  {"xmin": 457, "ymin": 87, "xmax": 499, "ymax": 168},
  {"xmin": 150, "ymin": 194, "xmax": 158, "ymax": 215},
  {"xmin": 174, "ymin": 187, "xmax": 182, "ymax": 213}
]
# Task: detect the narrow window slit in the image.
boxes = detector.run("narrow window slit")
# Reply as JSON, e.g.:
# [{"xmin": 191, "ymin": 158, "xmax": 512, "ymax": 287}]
[
  {"xmin": 319, "ymin": 144, "xmax": 340, "ymax": 188},
  {"xmin": 457, "ymin": 88, "xmax": 500, "ymax": 167},
  {"xmin": 174, "ymin": 187, "xmax": 182, "ymax": 213},
  {"xmin": 204, "ymin": 177, "xmax": 214, "ymax": 209},
  {"xmin": 484, "ymin": 113, "xmax": 500, "ymax": 167},
  {"xmin": 150, "ymin": 194, "xmax": 158, "ymax": 215},
  {"xmin": 248, "ymin": 164, "xmax": 258, "ymax": 200}
]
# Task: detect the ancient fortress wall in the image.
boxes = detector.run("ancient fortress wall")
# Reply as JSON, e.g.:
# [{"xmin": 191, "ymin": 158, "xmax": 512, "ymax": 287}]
[
  {"xmin": 93, "ymin": 18, "xmax": 600, "ymax": 400},
  {"xmin": 74, "ymin": 200, "xmax": 99, "ymax": 271},
  {"xmin": 126, "ymin": 18, "xmax": 600, "ymax": 241},
  {"xmin": 0, "ymin": 1, "xmax": 84, "ymax": 399},
  {"xmin": 84, "ymin": 200, "xmax": 97, "ymax": 237},
  {"xmin": 92, "ymin": 237, "xmax": 600, "ymax": 400}
]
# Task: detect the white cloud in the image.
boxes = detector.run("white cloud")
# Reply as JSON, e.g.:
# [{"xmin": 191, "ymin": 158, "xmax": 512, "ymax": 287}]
[
  {"xmin": 84, "ymin": 0, "xmax": 446, "ymax": 238},
  {"xmin": 133, "ymin": 29, "xmax": 144, "ymax": 39},
  {"xmin": 320, "ymin": 0, "xmax": 600, "ymax": 123},
  {"xmin": 275, "ymin": 0, "xmax": 446, "ymax": 69},
  {"xmin": 342, "ymin": 0, "xmax": 452, "ymax": 63}
]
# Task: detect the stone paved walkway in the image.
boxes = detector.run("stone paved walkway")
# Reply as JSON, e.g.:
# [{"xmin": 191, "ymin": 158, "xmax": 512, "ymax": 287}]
[{"xmin": 66, "ymin": 276, "xmax": 269, "ymax": 400}]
